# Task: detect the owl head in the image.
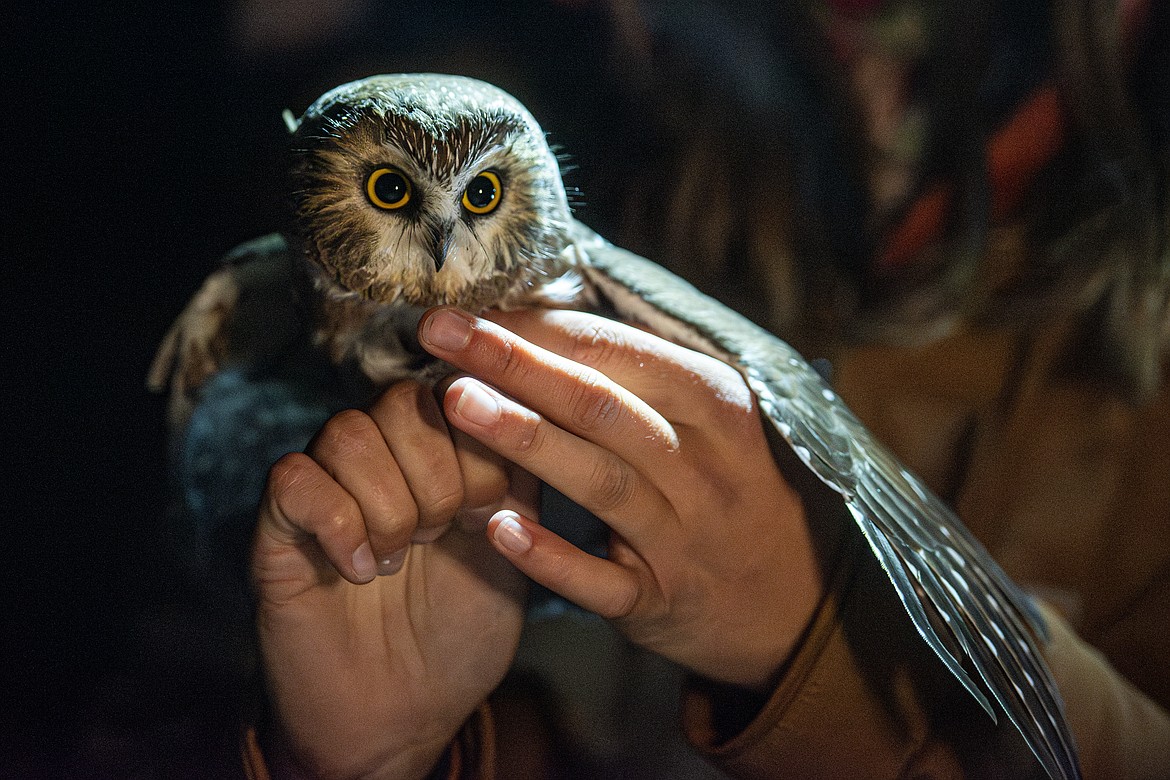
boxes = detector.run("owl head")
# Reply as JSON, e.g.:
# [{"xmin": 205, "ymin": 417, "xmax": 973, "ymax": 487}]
[{"xmin": 288, "ymin": 74, "xmax": 573, "ymax": 310}]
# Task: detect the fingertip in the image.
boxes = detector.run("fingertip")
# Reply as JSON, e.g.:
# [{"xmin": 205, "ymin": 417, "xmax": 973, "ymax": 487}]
[
  {"xmin": 486, "ymin": 511, "xmax": 639, "ymax": 620},
  {"xmin": 489, "ymin": 511, "xmax": 533, "ymax": 555},
  {"xmin": 351, "ymin": 541, "xmax": 377, "ymax": 583},
  {"xmin": 375, "ymin": 546, "xmax": 408, "ymax": 576},
  {"xmin": 441, "ymin": 376, "xmax": 481, "ymax": 419},
  {"xmin": 450, "ymin": 379, "xmax": 503, "ymax": 428},
  {"xmin": 419, "ymin": 306, "xmax": 473, "ymax": 354}
]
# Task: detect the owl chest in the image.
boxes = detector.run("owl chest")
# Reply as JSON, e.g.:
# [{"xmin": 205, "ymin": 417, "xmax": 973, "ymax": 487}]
[
  {"xmin": 310, "ymin": 291, "xmax": 444, "ymax": 388},
  {"xmin": 303, "ymin": 248, "xmax": 592, "ymax": 389}
]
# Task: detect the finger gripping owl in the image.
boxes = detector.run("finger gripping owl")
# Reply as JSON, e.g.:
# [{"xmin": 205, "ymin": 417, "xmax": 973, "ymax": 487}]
[{"xmin": 150, "ymin": 74, "xmax": 1080, "ymax": 779}]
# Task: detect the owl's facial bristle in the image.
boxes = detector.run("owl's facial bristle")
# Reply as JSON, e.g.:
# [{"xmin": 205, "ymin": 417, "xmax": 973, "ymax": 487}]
[{"xmin": 423, "ymin": 218, "xmax": 457, "ymax": 272}]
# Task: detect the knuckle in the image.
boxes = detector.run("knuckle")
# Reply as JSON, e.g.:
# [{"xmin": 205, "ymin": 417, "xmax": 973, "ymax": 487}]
[
  {"xmin": 711, "ymin": 361, "xmax": 753, "ymax": 406},
  {"xmin": 266, "ymin": 451, "xmax": 312, "ymax": 495},
  {"xmin": 376, "ymin": 380, "xmax": 425, "ymax": 417},
  {"xmin": 417, "ymin": 488, "xmax": 463, "ymax": 525},
  {"xmin": 595, "ymin": 583, "xmax": 639, "ymax": 621},
  {"xmin": 410, "ymin": 446, "xmax": 462, "ymax": 489},
  {"xmin": 398, "ymin": 446, "xmax": 464, "ymax": 525},
  {"xmin": 695, "ymin": 362, "xmax": 756, "ymax": 423},
  {"xmin": 366, "ymin": 516, "xmax": 413, "ymax": 550},
  {"xmin": 567, "ymin": 376, "xmax": 621, "ymax": 434},
  {"xmin": 565, "ymin": 320, "xmax": 625, "ymax": 367},
  {"xmin": 492, "ymin": 336, "xmax": 526, "ymax": 384},
  {"xmin": 501, "ymin": 405, "xmax": 545, "ymax": 454},
  {"xmin": 587, "ymin": 456, "xmax": 637, "ymax": 513},
  {"xmin": 317, "ymin": 409, "xmax": 379, "ymax": 459},
  {"xmin": 268, "ymin": 458, "xmax": 357, "ymax": 535},
  {"xmin": 318, "ymin": 495, "xmax": 357, "ymax": 535}
]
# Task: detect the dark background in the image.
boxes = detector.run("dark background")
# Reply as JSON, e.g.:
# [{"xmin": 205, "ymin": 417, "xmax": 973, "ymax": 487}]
[{"xmin": 1, "ymin": 2, "xmax": 638, "ymax": 774}]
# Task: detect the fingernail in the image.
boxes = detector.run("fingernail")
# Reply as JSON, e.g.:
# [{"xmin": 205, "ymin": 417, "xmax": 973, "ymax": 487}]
[
  {"xmin": 421, "ymin": 309, "xmax": 472, "ymax": 352},
  {"xmin": 377, "ymin": 547, "xmax": 408, "ymax": 576},
  {"xmin": 493, "ymin": 513, "xmax": 532, "ymax": 554},
  {"xmin": 352, "ymin": 542, "xmax": 376, "ymax": 582},
  {"xmin": 454, "ymin": 382, "xmax": 501, "ymax": 426}
]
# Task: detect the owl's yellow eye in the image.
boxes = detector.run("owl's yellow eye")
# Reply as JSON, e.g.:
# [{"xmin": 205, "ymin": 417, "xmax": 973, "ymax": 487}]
[
  {"xmin": 366, "ymin": 167, "xmax": 412, "ymax": 210},
  {"xmin": 462, "ymin": 171, "xmax": 502, "ymax": 215}
]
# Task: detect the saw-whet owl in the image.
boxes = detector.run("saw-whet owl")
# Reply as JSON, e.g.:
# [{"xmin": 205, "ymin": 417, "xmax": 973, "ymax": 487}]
[{"xmin": 150, "ymin": 73, "xmax": 1080, "ymax": 779}]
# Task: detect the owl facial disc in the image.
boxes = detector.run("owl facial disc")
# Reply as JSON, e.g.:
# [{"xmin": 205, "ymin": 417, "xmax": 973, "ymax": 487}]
[{"xmin": 288, "ymin": 74, "xmax": 574, "ymax": 312}]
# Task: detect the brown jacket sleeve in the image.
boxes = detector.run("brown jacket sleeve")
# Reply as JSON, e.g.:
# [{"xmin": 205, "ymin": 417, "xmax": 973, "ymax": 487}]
[
  {"xmin": 1039, "ymin": 602, "xmax": 1170, "ymax": 779},
  {"xmin": 682, "ymin": 537, "xmax": 1170, "ymax": 779}
]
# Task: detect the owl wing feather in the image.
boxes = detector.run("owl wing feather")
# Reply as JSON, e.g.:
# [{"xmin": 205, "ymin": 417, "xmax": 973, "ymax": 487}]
[
  {"xmin": 148, "ymin": 233, "xmax": 304, "ymax": 432},
  {"xmin": 568, "ymin": 220, "xmax": 1081, "ymax": 780}
]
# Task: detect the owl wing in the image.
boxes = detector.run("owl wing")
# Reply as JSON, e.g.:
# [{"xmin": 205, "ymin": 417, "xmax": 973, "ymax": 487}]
[
  {"xmin": 568, "ymin": 220, "xmax": 1081, "ymax": 780},
  {"xmin": 148, "ymin": 233, "xmax": 304, "ymax": 432}
]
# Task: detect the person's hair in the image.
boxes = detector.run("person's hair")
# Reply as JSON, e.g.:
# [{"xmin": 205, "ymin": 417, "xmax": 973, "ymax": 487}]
[{"xmin": 600, "ymin": 0, "xmax": 1168, "ymax": 399}]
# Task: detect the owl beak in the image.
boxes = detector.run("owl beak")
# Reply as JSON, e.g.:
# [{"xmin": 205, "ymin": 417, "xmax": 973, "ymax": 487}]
[{"xmin": 427, "ymin": 220, "xmax": 456, "ymax": 272}]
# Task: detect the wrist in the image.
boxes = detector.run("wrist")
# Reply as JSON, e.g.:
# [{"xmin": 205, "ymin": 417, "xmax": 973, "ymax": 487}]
[{"xmin": 254, "ymin": 719, "xmax": 455, "ymax": 780}]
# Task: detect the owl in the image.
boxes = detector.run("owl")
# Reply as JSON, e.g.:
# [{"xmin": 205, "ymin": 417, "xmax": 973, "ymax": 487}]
[{"xmin": 150, "ymin": 74, "xmax": 1079, "ymax": 779}]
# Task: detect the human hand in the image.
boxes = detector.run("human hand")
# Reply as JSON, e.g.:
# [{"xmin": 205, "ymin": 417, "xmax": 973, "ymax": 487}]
[
  {"xmin": 251, "ymin": 381, "xmax": 536, "ymax": 779},
  {"xmin": 419, "ymin": 306, "xmax": 833, "ymax": 692}
]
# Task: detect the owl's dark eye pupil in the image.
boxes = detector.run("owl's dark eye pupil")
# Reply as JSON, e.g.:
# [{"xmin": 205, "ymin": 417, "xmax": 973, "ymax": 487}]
[
  {"xmin": 461, "ymin": 170, "xmax": 503, "ymax": 215},
  {"xmin": 374, "ymin": 172, "xmax": 408, "ymax": 204},
  {"xmin": 366, "ymin": 167, "xmax": 412, "ymax": 210},
  {"xmin": 465, "ymin": 175, "xmax": 497, "ymax": 209}
]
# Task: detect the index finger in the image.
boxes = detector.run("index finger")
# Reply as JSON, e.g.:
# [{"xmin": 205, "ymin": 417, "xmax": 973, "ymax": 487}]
[
  {"xmin": 485, "ymin": 308, "xmax": 753, "ymax": 426},
  {"xmin": 488, "ymin": 307, "xmax": 720, "ymax": 382},
  {"xmin": 418, "ymin": 307, "xmax": 680, "ymax": 462}
]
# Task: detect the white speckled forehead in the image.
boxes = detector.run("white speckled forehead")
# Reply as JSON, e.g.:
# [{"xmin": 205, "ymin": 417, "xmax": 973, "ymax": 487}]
[{"xmin": 298, "ymin": 73, "xmax": 538, "ymax": 133}]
